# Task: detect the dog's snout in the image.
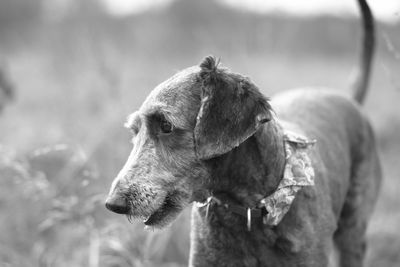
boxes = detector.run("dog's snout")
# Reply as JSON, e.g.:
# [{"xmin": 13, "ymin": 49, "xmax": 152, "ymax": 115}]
[{"xmin": 105, "ymin": 194, "xmax": 129, "ymax": 214}]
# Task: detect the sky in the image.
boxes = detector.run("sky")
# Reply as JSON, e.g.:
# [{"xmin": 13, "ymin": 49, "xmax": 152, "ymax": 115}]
[{"xmin": 102, "ymin": 0, "xmax": 400, "ymax": 23}]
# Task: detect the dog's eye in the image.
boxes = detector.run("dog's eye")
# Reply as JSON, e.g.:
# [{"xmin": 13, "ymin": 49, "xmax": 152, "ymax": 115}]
[{"xmin": 160, "ymin": 118, "xmax": 173, "ymax": 134}]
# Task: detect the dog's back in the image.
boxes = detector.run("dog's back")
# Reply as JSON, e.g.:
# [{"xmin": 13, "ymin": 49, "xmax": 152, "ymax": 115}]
[
  {"xmin": 274, "ymin": 88, "xmax": 379, "ymax": 201},
  {"xmin": 272, "ymin": 88, "xmax": 381, "ymax": 266}
]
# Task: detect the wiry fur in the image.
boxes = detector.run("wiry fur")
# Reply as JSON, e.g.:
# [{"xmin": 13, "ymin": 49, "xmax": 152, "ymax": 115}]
[
  {"xmin": 106, "ymin": 0, "xmax": 380, "ymax": 266},
  {"xmin": 195, "ymin": 56, "xmax": 272, "ymax": 159},
  {"xmin": 106, "ymin": 60, "xmax": 380, "ymax": 266}
]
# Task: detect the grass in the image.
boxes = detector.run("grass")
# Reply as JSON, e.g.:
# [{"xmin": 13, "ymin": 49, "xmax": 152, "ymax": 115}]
[{"xmin": 0, "ymin": 5, "xmax": 400, "ymax": 266}]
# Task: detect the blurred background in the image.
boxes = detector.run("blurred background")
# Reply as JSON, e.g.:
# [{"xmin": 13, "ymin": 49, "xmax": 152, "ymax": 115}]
[{"xmin": 0, "ymin": 0, "xmax": 399, "ymax": 266}]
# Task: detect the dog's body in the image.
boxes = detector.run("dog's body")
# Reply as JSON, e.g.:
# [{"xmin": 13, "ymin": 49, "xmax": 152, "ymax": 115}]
[
  {"xmin": 106, "ymin": 1, "xmax": 381, "ymax": 266},
  {"xmin": 190, "ymin": 89, "xmax": 381, "ymax": 267}
]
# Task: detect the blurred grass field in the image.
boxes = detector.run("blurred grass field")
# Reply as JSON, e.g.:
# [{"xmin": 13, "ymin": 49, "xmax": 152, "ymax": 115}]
[{"xmin": 0, "ymin": 0, "xmax": 399, "ymax": 266}]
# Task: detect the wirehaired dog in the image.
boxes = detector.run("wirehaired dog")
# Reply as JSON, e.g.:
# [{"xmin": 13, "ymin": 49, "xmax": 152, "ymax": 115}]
[{"xmin": 106, "ymin": 0, "xmax": 381, "ymax": 266}]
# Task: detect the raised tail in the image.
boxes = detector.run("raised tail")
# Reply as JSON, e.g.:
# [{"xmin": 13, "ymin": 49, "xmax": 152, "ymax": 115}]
[{"xmin": 353, "ymin": 0, "xmax": 375, "ymax": 104}]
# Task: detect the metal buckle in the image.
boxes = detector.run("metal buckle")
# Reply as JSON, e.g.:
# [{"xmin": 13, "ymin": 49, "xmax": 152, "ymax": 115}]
[
  {"xmin": 205, "ymin": 196, "xmax": 214, "ymax": 219},
  {"xmin": 247, "ymin": 208, "xmax": 252, "ymax": 231},
  {"xmin": 205, "ymin": 196, "xmax": 225, "ymax": 219}
]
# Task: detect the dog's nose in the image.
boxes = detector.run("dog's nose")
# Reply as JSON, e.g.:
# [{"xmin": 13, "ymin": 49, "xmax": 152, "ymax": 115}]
[{"xmin": 105, "ymin": 194, "xmax": 129, "ymax": 214}]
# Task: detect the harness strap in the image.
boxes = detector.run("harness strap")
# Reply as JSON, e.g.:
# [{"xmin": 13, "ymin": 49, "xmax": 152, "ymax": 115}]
[{"xmin": 199, "ymin": 196, "xmax": 265, "ymax": 231}]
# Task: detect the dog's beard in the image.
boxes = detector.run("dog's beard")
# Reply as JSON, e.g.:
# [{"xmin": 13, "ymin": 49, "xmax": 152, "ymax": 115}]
[{"xmin": 126, "ymin": 190, "xmax": 189, "ymax": 229}]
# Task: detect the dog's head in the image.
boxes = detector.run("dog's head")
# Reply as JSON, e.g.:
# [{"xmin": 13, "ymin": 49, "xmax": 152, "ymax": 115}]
[{"xmin": 105, "ymin": 56, "xmax": 272, "ymax": 228}]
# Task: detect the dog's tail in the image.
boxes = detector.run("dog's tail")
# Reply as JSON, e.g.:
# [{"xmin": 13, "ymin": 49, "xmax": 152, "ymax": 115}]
[{"xmin": 352, "ymin": 0, "xmax": 375, "ymax": 104}]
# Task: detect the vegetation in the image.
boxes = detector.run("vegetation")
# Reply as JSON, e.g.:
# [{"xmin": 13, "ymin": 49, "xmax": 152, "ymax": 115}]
[{"xmin": 0, "ymin": 0, "xmax": 399, "ymax": 266}]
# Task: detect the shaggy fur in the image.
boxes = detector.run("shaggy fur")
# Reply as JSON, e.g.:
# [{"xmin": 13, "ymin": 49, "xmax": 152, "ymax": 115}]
[{"xmin": 106, "ymin": 0, "xmax": 381, "ymax": 266}]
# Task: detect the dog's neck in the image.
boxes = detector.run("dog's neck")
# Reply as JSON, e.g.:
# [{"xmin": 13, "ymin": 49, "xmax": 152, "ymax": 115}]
[
  {"xmin": 190, "ymin": 119, "xmax": 287, "ymax": 266},
  {"xmin": 205, "ymin": 118, "xmax": 286, "ymax": 207}
]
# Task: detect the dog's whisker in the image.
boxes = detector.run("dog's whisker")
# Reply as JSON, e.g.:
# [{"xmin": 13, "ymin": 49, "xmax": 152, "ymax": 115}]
[{"xmin": 126, "ymin": 214, "xmax": 133, "ymax": 224}]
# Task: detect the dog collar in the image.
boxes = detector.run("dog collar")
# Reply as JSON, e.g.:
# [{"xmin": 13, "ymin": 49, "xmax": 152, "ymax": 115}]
[{"xmin": 196, "ymin": 130, "xmax": 316, "ymax": 230}]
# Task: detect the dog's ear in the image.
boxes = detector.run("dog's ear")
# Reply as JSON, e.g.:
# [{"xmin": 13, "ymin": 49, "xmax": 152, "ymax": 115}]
[{"xmin": 194, "ymin": 56, "xmax": 272, "ymax": 159}]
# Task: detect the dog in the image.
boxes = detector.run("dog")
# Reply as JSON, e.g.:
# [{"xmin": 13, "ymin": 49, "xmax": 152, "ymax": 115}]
[{"xmin": 105, "ymin": 0, "xmax": 381, "ymax": 266}]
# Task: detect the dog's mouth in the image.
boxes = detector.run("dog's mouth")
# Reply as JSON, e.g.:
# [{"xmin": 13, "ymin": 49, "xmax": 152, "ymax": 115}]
[
  {"xmin": 133, "ymin": 191, "xmax": 187, "ymax": 228},
  {"xmin": 143, "ymin": 195, "xmax": 176, "ymax": 226}
]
